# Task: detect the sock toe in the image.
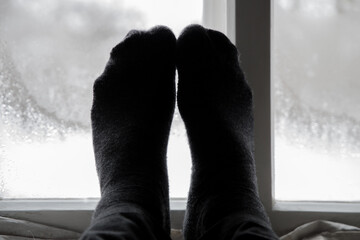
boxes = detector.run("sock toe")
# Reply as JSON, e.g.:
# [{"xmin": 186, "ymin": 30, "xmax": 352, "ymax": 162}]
[
  {"xmin": 177, "ymin": 24, "xmax": 211, "ymax": 67},
  {"xmin": 177, "ymin": 24, "xmax": 245, "ymax": 125},
  {"xmin": 149, "ymin": 25, "xmax": 176, "ymax": 42}
]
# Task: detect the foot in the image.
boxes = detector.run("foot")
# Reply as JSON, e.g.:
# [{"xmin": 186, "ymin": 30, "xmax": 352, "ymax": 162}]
[
  {"xmin": 177, "ymin": 25, "xmax": 269, "ymax": 239},
  {"xmin": 91, "ymin": 26, "xmax": 176, "ymax": 234}
]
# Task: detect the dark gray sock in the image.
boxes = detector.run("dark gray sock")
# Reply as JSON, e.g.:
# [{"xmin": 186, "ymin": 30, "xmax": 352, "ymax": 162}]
[
  {"xmin": 177, "ymin": 24, "xmax": 271, "ymax": 240},
  {"xmin": 91, "ymin": 26, "xmax": 176, "ymax": 234}
]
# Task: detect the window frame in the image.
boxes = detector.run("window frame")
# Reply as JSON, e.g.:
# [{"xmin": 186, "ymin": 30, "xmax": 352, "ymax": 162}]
[
  {"xmin": 1, "ymin": 0, "xmax": 360, "ymax": 235},
  {"xmin": 235, "ymin": 0, "xmax": 360, "ymax": 236}
]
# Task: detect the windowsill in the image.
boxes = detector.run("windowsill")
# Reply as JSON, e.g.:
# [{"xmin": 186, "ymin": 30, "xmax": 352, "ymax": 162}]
[
  {"xmin": 273, "ymin": 200, "xmax": 360, "ymax": 213},
  {"xmin": 0, "ymin": 198, "xmax": 187, "ymax": 231},
  {"xmin": 0, "ymin": 198, "xmax": 187, "ymax": 211}
]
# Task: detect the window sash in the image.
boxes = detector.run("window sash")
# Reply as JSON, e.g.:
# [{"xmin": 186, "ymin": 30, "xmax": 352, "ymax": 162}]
[{"xmin": 235, "ymin": 0, "xmax": 360, "ymax": 235}]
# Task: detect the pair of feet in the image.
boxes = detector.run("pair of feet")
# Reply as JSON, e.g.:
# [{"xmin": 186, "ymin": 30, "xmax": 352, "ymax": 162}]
[{"xmin": 91, "ymin": 25, "xmax": 266, "ymax": 239}]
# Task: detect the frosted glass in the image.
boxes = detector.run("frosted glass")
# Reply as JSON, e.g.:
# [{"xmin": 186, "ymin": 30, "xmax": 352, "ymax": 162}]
[
  {"xmin": 274, "ymin": 0, "xmax": 360, "ymax": 201},
  {"xmin": 0, "ymin": 0, "xmax": 201, "ymax": 199}
]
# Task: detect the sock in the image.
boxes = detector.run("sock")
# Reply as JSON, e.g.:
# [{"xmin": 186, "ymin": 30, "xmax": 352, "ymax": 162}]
[
  {"xmin": 177, "ymin": 24, "xmax": 271, "ymax": 240},
  {"xmin": 91, "ymin": 26, "xmax": 176, "ymax": 235}
]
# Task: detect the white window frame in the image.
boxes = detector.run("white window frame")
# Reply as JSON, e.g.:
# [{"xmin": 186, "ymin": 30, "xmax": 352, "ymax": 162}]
[{"xmin": 1, "ymin": 0, "xmax": 360, "ymax": 235}]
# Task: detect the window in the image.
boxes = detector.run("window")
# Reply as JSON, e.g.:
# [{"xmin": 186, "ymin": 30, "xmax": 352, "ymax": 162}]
[
  {"xmin": 235, "ymin": 0, "xmax": 360, "ymax": 235},
  {"xmin": 0, "ymin": 0, "xmax": 203, "ymax": 201},
  {"xmin": 274, "ymin": 0, "xmax": 360, "ymax": 202},
  {"xmin": 0, "ymin": 0, "xmax": 207, "ymax": 230}
]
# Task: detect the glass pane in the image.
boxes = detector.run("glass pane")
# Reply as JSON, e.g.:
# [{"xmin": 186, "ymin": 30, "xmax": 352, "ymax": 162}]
[
  {"xmin": 0, "ymin": 0, "xmax": 202, "ymax": 199},
  {"xmin": 274, "ymin": 0, "xmax": 360, "ymax": 201}
]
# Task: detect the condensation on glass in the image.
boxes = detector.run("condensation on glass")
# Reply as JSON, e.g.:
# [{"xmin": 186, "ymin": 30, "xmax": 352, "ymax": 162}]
[
  {"xmin": 0, "ymin": 0, "xmax": 202, "ymax": 199},
  {"xmin": 274, "ymin": 0, "xmax": 360, "ymax": 201}
]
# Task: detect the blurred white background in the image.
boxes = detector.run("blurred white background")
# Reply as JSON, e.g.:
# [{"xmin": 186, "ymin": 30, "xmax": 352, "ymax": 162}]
[
  {"xmin": 0, "ymin": 0, "xmax": 202, "ymax": 199},
  {"xmin": 274, "ymin": 0, "xmax": 360, "ymax": 201}
]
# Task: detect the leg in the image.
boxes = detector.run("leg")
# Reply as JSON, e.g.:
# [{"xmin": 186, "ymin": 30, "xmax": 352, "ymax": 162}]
[
  {"xmin": 177, "ymin": 25, "xmax": 278, "ymax": 240},
  {"xmin": 80, "ymin": 26, "xmax": 176, "ymax": 240}
]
